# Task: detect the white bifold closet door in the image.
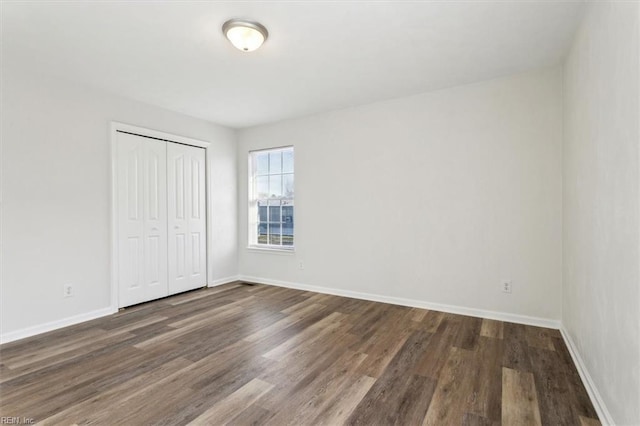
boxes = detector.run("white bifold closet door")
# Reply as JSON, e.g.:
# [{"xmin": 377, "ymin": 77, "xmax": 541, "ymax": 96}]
[
  {"xmin": 117, "ymin": 132, "xmax": 169, "ymax": 307},
  {"xmin": 117, "ymin": 132, "xmax": 207, "ymax": 308},
  {"xmin": 167, "ymin": 142, "xmax": 207, "ymax": 295}
]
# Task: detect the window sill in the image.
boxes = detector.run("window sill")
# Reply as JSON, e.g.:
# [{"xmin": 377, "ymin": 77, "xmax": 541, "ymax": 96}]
[{"xmin": 246, "ymin": 246, "xmax": 295, "ymax": 255}]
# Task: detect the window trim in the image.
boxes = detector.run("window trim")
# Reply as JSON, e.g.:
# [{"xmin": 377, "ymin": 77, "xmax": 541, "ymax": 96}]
[{"xmin": 248, "ymin": 146, "xmax": 295, "ymax": 252}]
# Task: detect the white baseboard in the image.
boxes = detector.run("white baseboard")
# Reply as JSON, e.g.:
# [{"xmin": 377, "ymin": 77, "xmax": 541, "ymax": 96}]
[
  {"xmin": 209, "ymin": 275, "xmax": 241, "ymax": 287},
  {"xmin": 237, "ymin": 275, "xmax": 561, "ymax": 329},
  {"xmin": 559, "ymin": 327, "xmax": 614, "ymax": 425},
  {"xmin": 0, "ymin": 277, "xmax": 239, "ymax": 345},
  {"xmin": 0, "ymin": 306, "xmax": 117, "ymax": 345}
]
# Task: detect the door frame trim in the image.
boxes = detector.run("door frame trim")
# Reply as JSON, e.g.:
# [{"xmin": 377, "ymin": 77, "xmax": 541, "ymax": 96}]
[{"xmin": 110, "ymin": 122, "xmax": 212, "ymax": 310}]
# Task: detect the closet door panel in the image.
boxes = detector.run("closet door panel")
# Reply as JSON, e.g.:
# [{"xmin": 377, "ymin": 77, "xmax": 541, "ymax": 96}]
[
  {"xmin": 117, "ymin": 133, "xmax": 168, "ymax": 307},
  {"xmin": 167, "ymin": 144, "xmax": 190, "ymax": 294},
  {"xmin": 168, "ymin": 143, "xmax": 207, "ymax": 294},
  {"xmin": 188, "ymin": 150, "xmax": 206, "ymax": 286},
  {"xmin": 117, "ymin": 134, "xmax": 145, "ymax": 307},
  {"xmin": 143, "ymin": 138, "xmax": 168, "ymax": 301}
]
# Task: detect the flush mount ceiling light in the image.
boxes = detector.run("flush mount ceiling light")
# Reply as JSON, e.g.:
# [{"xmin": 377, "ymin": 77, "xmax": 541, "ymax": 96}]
[{"xmin": 222, "ymin": 19, "xmax": 268, "ymax": 52}]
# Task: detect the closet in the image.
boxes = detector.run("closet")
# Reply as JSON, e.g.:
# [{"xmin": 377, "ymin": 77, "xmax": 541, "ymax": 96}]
[{"xmin": 116, "ymin": 131, "xmax": 206, "ymax": 308}]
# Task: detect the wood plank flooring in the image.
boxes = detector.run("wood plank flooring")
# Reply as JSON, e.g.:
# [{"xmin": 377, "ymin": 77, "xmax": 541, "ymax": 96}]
[{"xmin": 0, "ymin": 283, "xmax": 600, "ymax": 425}]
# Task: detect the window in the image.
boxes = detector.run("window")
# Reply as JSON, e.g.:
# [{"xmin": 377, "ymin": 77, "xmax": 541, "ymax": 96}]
[{"xmin": 249, "ymin": 147, "xmax": 294, "ymax": 249}]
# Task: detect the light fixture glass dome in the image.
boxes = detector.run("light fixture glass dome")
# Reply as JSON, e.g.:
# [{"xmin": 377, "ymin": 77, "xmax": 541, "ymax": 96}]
[{"xmin": 223, "ymin": 19, "xmax": 268, "ymax": 52}]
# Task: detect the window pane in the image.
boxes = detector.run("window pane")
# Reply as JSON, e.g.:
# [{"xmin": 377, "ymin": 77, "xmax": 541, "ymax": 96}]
[
  {"xmin": 282, "ymin": 205, "xmax": 294, "ymax": 224},
  {"xmin": 256, "ymin": 152, "xmax": 269, "ymax": 175},
  {"xmin": 269, "ymin": 205, "xmax": 281, "ymax": 223},
  {"xmin": 257, "ymin": 176, "xmax": 268, "ymax": 198},
  {"xmin": 283, "ymin": 150, "xmax": 294, "ymax": 173},
  {"xmin": 269, "ymin": 151, "xmax": 282, "ymax": 174},
  {"xmin": 269, "ymin": 224, "xmax": 281, "ymax": 245},
  {"xmin": 283, "ymin": 173, "xmax": 294, "ymax": 197},
  {"xmin": 269, "ymin": 175, "xmax": 282, "ymax": 197},
  {"xmin": 258, "ymin": 223, "xmax": 268, "ymax": 244},
  {"xmin": 258, "ymin": 201, "xmax": 268, "ymax": 222},
  {"xmin": 282, "ymin": 235, "xmax": 294, "ymax": 246},
  {"xmin": 282, "ymin": 204, "xmax": 294, "ymax": 246}
]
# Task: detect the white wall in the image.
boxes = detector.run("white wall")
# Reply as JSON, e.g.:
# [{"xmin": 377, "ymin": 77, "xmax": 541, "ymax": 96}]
[
  {"xmin": 563, "ymin": 2, "xmax": 640, "ymax": 424},
  {"xmin": 238, "ymin": 67, "xmax": 563, "ymax": 322},
  {"xmin": 1, "ymin": 68, "xmax": 238, "ymax": 339}
]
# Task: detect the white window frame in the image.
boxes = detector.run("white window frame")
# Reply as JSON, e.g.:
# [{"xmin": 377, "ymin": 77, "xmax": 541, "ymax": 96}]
[{"xmin": 248, "ymin": 146, "xmax": 294, "ymax": 251}]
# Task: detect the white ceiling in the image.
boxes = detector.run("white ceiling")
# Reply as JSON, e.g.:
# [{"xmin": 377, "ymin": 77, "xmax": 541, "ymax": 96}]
[{"xmin": 2, "ymin": 1, "xmax": 585, "ymax": 129}]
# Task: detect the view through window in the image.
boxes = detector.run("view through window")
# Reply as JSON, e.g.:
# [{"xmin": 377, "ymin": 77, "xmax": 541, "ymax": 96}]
[{"xmin": 249, "ymin": 147, "xmax": 294, "ymax": 248}]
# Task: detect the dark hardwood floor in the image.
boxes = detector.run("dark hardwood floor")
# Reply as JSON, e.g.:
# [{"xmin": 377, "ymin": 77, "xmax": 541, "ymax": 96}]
[{"xmin": 0, "ymin": 282, "xmax": 599, "ymax": 425}]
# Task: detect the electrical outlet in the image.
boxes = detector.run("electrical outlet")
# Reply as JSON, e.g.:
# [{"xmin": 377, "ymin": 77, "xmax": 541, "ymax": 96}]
[
  {"xmin": 64, "ymin": 284, "xmax": 73, "ymax": 298},
  {"xmin": 299, "ymin": 261, "xmax": 304, "ymax": 270},
  {"xmin": 502, "ymin": 281, "xmax": 512, "ymax": 294}
]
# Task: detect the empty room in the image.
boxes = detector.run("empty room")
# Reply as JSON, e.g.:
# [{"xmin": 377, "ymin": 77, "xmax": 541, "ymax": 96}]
[{"xmin": 1, "ymin": 0, "xmax": 638, "ymax": 425}]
